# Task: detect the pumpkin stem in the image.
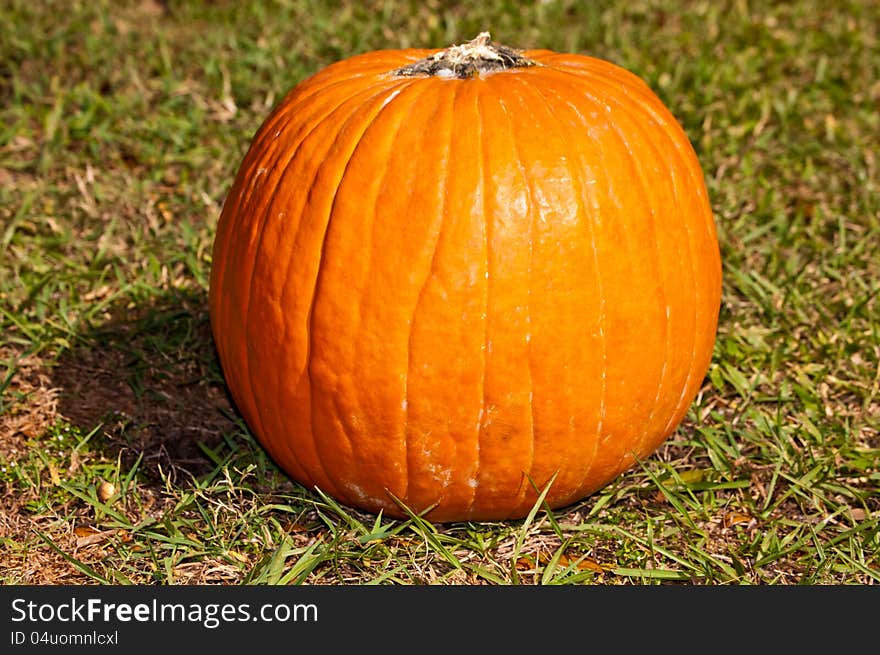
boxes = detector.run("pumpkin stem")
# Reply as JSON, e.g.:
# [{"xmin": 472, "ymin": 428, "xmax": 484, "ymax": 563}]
[{"xmin": 391, "ymin": 32, "xmax": 536, "ymax": 79}]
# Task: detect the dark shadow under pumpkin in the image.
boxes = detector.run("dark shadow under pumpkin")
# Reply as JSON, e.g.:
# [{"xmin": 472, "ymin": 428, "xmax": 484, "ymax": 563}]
[{"xmin": 51, "ymin": 288, "xmax": 266, "ymax": 485}]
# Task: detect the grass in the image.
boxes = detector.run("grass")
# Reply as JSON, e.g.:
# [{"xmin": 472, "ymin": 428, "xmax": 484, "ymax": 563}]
[{"xmin": 1, "ymin": 0, "xmax": 877, "ymax": 585}]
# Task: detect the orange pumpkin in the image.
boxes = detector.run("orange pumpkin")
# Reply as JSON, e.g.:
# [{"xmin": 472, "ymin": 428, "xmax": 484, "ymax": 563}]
[{"xmin": 209, "ymin": 33, "xmax": 722, "ymax": 522}]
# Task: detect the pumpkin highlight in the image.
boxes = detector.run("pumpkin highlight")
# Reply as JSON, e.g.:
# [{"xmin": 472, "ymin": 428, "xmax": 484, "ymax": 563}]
[{"xmin": 209, "ymin": 33, "xmax": 722, "ymax": 522}]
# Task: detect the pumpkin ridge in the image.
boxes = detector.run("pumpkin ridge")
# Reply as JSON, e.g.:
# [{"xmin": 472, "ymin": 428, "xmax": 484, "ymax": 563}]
[
  {"xmin": 604, "ymin": 83, "xmax": 705, "ymax": 434},
  {"xmin": 216, "ymin": 87, "xmax": 360, "ymax": 490},
  {"xmin": 542, "ymin": 69, "xmax": 674, "ymax": 471},
  {"xmin": 552, "ymin": 62, "xmax": 718, "ymax": 439},
  {"xmin": 401, "ymin": 84, "xmax": 460, "ymax": 509},
  {"xmin": 492, "ymin": 88, "xmax": 539, "ymax": 518},
  {"xmin": 264, "ymin": 89, "xmax": 386, "ymax": 489},
  {"xmin": 241, "ymin": 81, "xmax": 403, "ymax": 492},
  {"xmin": 600, "ymin": 93, "xmax": 698, "ymax": 466},
  {"xmin": 523, "ymin": 77, "xmax": 617, "ymax": 496},
  {"xmin": 462, "ymin": 84, "xmax": 489, "ymax": 519},
  {"xmin": 657, "ymin": 136, "xmax": 719, "ymax": 437},
  {"xmin": 309, "ymin": 79, "xmax": 437, "ymax": 510},
  {"xmin": 464, "ymin": 84, "xmax": 538, "ymax": 519},
  {"xmin": 518, "ymin": 78, "xmax": 610, "ymax": 505},
  {"xmin": 538, "ymin": 64, "xmax": 699, "ymax": 471},
  {"xmin": 630, "ymin": 98, "xmax": 715, "ymax": 441},
  {"xmin": 346, "ymin": 80, "xmax": 446, "ymax": 506},
  {"xmin": 297, "ymin": 82, "xmax": 419, "ymax": 504},
  {"xmin": 358, "ymin": 80, "xmax": 450, "ymax": 509},
  {"xmin": 518, "ymin": 69, "xmax": 667, "ymax": 503},
  {"xmin": 658, "ymin": 160, "xmax": 701, "ymax": 436},
  {"xmin": 608, "ymin": 71, "xmax": 698, "ymax": 454},
  {"xmin": 599, "ymin": 101, "xmax": 671, "ymax": 470},
  {"xmin": 268, "ymin": 82, "xmax": 414, "ymax": 494}
]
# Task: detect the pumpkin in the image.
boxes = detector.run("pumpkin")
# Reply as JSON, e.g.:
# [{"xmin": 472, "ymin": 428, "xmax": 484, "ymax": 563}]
[{"xmin": 209, "ymin": 33, "xmax": 722, "ymax": 522}]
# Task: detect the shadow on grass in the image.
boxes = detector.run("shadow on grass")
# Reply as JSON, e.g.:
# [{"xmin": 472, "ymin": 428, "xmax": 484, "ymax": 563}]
[{"xmin": 50, "ymin": 288, "xmax": 247, "ymax": 485}]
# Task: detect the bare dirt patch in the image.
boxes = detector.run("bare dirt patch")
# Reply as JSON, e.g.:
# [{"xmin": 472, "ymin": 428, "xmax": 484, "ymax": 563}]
[{"xmin": 50, "ymin": 293, "xmax": 238, "ymax": 483}]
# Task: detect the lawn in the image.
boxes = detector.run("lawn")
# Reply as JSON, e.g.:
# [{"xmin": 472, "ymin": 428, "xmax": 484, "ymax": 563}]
[{"xmin": 1, "ymin": 0, "xmax": 877, "ymax": 584}]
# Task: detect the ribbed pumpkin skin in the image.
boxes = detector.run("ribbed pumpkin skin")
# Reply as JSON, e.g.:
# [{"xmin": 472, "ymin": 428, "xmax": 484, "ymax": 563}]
[{"xmin": 209, "ymin": 46, "xmax": 722, "ymax": 522}]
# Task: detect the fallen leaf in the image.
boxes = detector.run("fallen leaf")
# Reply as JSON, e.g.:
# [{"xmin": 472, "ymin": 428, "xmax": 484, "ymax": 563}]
[
  {"xmin": 515, "ymin": 557, "xmax": 533, "ymax": 571},
  {"xmin": 74, "ymin": 525, "xmax": 100, "ymax": 538},
  {"xmin": 722, "ymin": 512, "xmax": 753, "ymax": 528},
  {"xmin": 539, "ymin": 552, "xmax": 607, "ymax": 573},
  {"xmin": 849, "ymin": 508, "xmax": 867, "ymax": 522},
  {"xmin": 679, "ymin": 469, "xmax": 707, "ymax": 484},
  {"xmin": 75, "ymin": 529, "xmax": 118, "ymax": 549},
  {"xmin": 47, "ymin": 461, "xmax": 61, "ymax": 486}
]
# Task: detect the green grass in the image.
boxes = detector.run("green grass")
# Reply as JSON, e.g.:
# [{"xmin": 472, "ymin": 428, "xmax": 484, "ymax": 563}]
[{"xmin": 1, "ymin": 0, "xmax": 877, "ymax": 585}]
